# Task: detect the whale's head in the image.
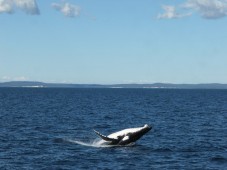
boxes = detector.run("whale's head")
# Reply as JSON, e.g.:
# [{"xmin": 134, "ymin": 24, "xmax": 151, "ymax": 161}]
[{"xmin": 142, "ymin": 124, "xmax": 152, "ymax": 133}]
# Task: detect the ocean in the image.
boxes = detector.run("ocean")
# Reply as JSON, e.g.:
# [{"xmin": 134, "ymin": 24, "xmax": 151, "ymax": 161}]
[{"xmin": 0, "ymin": 88, "xmax": 227, "ymax": 169}]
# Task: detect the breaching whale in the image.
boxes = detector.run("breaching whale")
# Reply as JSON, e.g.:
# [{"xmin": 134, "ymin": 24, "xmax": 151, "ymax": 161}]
[{"xmin": 94, "ymin": 124, "xmax": 152, "ymax": 145}]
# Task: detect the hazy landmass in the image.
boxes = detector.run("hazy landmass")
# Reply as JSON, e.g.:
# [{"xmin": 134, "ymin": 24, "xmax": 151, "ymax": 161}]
[{"xmin": 0, "ymin": 81, "xmax": 227, "ymax": 89}]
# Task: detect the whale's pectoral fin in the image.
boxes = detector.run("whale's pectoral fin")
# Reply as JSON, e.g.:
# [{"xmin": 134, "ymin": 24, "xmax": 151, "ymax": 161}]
[
  {"xmin": 118, "ymin": 134, "xmax": 131, "ymax": 145},
  {"xmin": 122, "ymin": 135, "xmax": 130, "ymax": 141},
  {"xmin": 93, "ymin": 129, "xmax": 119, "ymax": 142}
]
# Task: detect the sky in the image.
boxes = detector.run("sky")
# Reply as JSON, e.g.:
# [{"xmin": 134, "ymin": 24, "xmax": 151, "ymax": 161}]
[{"xmin": 1, "ymin": 0, "xmax": 227, "ymax": 84}]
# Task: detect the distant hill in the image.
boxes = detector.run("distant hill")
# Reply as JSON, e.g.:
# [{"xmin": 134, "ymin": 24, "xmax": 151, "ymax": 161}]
[
  {"xmin": 110, "ymin": 83, "xmax": 227, "ymax": 89},
  {"xmin": 1, "ymin": 81, "xmax": 227, "ymax": 89}
]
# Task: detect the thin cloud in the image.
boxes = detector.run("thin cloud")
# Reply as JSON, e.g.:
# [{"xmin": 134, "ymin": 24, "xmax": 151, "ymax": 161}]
[
  {"xmin": 183, "ymin": 0, "xmax": 227, "ymax": 19},
  {"xmin": 159, "ymin": 0, "xmax": 227, "ymax": 19},
  {"xmin": 1, "ymin": 76, "xmax": 29, "ymax": 81},
  {"xmin": 1, "ymin": 76, "xmax": 11, "ymax": 81},
  {"xmin": 0, "ymin": 0, "xmax": 39, "ymax": 15},
  {"xmin": 14, "ymin": 0, "xmax": 39, "ymax": 15},
  {"xmin": 0, "ymin": 0, "xmax": 13, "ymax": 13},
  {"xmin": 13, "ymin": 76, "xmax": 28, "ymax": 81},
  {"xmin": 52, "ymin": 2, "xmax": 81, "ymax": 18},
  {"xmin": 157, "ymin": 5, "xmax": 191, "ymax": 19}
]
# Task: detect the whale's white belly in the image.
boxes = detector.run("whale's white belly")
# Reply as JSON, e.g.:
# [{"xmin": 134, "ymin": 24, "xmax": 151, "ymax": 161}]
[{"xmin": 107, "ymin": 127, "xmax": 143, "ymax": 139}]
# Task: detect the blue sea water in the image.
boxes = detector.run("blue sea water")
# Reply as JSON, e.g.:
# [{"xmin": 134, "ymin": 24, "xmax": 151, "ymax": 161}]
[{"xmin": 0, "ymin": 88, "xmax": 227, "ymax": 169}]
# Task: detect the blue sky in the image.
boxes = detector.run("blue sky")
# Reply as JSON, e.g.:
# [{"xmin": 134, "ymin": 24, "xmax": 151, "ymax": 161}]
[{"xmin": 1, "ymin": 0, "xmax": 227, "ymax": 84}]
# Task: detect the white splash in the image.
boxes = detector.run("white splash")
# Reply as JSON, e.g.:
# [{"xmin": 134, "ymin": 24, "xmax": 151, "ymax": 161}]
[
  {"xmin": 67, "ymin": 138, "xmax": 134, "ymax": 148},
  {"xmin": 67, "ymin": 138, "xmax": 111, "ymax": 148}
]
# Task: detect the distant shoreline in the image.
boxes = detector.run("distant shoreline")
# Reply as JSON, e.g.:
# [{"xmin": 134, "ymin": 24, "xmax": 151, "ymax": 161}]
[{"xmin": 1, "ymin": 81, "xmax": 227, "ymax": 89}]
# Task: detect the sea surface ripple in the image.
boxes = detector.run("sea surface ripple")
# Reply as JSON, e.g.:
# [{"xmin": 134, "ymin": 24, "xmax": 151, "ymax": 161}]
[{"xmin": 0, "ymin": 88, "xmax": 227, "ymax": 169}]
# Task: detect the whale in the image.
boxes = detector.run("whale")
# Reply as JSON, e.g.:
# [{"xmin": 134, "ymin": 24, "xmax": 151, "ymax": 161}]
[{"xmin": 94, "ymin": 124, "xmax": 152, "ymax": 145}]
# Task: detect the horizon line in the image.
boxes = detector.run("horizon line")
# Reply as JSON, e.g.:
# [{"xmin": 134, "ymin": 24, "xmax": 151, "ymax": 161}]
[{"xmin": 1, "ymin": 80, "xmax": 227, "ymax": 85}]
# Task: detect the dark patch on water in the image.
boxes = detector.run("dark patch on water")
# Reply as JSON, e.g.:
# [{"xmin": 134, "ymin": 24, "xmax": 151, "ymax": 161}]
[
  {"xmin": 210, "ymin": 155, "xmax": 227, "ymax": 163},
  {"xmin": 152, "ymin": 148, "xmax": 173, "ymax": 152},
  {"xmin": 53, "ymin": 138, "xmax": 66, "ymax": 143}
]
